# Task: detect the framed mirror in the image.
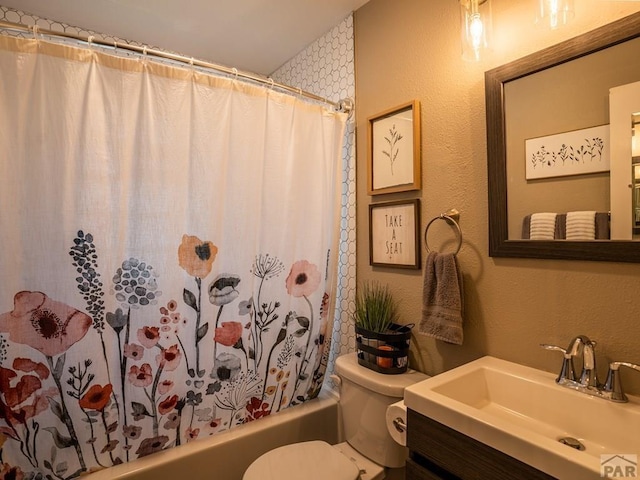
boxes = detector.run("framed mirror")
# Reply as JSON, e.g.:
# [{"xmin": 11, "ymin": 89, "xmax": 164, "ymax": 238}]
[{"xmin": 486, "ymin": 11, "xmax": 640, "ymax": 262}]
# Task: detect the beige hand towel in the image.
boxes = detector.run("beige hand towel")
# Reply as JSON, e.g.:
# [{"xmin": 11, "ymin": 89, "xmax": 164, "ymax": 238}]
[
  {"xmin": 419, "ymin": 251, "xmax": 464, "ymax": 345},
  {"xmin": 529, "ymin": 212, "xmax": 557, "ymax": 240},
  {"xmin": 566, "ymin": 211, "xmax": 596, "ymax": 240}
]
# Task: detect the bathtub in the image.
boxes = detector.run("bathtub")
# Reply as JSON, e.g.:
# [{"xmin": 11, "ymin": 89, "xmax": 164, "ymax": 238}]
[{"xmin": 86, "ymin": 389, "xmax": 340, "ymax": 480}]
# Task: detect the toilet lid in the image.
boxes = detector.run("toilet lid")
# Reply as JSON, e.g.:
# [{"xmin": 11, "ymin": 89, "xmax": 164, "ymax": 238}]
[{"xmin": 243, "ymin": 440, "xmax": 361, "ymax": 480}]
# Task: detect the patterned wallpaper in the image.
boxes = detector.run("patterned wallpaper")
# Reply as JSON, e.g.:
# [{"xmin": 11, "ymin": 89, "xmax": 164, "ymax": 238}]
[
  {"xmin": 0, "ymin": 6, "xmax": 151, "ymax": 47},
  {"xmin": 0, "ymin": 5, "xmax": 357, "ymax": 377},
  {"xmin": 272, "ymin": 15, "xmax": 357, "ymax": 377}
]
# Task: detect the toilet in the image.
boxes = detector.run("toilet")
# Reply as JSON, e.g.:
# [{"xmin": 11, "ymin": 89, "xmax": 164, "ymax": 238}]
[{"xmin": 243, "ymin": 352, "xmax": 428, "ymax": 480}]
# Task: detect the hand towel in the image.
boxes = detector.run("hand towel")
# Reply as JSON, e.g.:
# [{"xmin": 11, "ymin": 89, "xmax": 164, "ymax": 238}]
[
  {"xmin": 522, "ymin": 214, "xmax": 532, "ymax": 239},
  {"xmin": 522, "ymin": 213, "xmax": 565, "ymax": 239},
  {"xmin": 566, "ymin": 211, "xmax": 596, "ymax": 240},
  {"xmin": 419, "ymin": 251, "xmax": 464, "ymax": 345},
  {"xmin": 595, "ymin": 212, "xmax": 610, "ymax": 239},
  {"xmin": 529, "ymin": 212, "xmax": 557, "ymax": 240},
  {"xmin": 555, "ymin": 213, "xmax": 567, "ymax": 239}
]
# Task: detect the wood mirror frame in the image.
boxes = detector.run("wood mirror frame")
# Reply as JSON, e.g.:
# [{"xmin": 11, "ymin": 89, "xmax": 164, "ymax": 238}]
[{"xmin": 485, "ymin": 11, "xmax": 640, "ymax": 263}]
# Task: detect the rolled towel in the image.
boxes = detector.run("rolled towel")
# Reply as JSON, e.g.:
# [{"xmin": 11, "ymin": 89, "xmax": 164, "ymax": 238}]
[
  {"xmin": 419, "ymin": 251, "xmax": 464, "ymax": 345},
  {"xmin": 566, "ymin": 211, "xmax": 596, "ymax": 240},
  {"xmin": 529, "ymin": 212, "xmax": 557, "ymax": 240}
]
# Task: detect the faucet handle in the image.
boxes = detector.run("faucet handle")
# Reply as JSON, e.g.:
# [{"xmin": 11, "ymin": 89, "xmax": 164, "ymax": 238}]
[
  {"xmin": 603, "ymin": 361, "xmax": 640, "ymax": 403},
  {"xmin": 540, "ymin": 343, "xmax": 576, "ymax": 384},
  {"xmin": 540, "ymin": 344, "xmax": 568, "ymax": 355}
]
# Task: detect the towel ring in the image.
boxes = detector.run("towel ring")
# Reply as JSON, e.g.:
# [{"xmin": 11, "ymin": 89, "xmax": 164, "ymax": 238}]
[{"xmin": 424, "ymin": 209, "xmax": 462, "ymax": 255}]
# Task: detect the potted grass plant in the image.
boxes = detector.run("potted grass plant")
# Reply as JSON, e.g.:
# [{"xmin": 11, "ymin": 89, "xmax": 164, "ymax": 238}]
[{"xmin": 353, "ymin": 282, "xmax": 412, "ymax": 374}]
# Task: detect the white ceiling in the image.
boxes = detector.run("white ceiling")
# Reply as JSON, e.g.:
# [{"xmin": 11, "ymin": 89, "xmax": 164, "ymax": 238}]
[{"xmin": 1, "ymin": 0, "xmax": 370, "ymax": 75}]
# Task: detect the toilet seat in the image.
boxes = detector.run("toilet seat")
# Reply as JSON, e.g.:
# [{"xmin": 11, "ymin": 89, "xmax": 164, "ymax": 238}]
[{"xmin": 243, "ymin": 440, "xmax": 361, "ymax": 480}]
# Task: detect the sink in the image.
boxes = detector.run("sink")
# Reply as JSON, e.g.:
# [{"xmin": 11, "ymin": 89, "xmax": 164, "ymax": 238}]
[{"xmin": 404, "ymin": 356, "xmax": 640, "ymax": 479}]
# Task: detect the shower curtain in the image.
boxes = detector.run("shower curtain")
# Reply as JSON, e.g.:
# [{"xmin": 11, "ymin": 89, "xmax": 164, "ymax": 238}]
[{"xmin": 0, "ymin": 35, "xmax": 346, "ymax": 479}]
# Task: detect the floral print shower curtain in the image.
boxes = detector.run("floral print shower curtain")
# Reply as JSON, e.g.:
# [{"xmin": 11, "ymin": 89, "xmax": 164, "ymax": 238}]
[{"xmin": 0, "ymin": 36, "xmax": 345, "ymax": 479}]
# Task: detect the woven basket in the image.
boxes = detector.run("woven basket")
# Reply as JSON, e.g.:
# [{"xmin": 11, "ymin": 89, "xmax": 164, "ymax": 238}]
[{"xmin": 355, "ymin": 323, "xmax": 413, "ymax": 374}]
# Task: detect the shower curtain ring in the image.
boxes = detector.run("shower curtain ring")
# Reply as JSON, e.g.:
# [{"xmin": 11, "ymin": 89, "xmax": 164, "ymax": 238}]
[
  {"xmin": 31, "ymin": 25, "xmax": 39, "ymax": 41},
  {"xmin": 268, "ymin": 78, "xmax": 274, "ymax": 90},
  {"xmin": 232, "ymin": 67, "xmax": 238, "ymax": 82},
  {"xmin": 87, "ymin": 35, "xmax": 94, "ymax": 49}
]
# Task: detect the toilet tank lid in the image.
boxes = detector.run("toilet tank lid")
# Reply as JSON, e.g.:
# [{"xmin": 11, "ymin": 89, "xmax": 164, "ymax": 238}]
[{"xmin": 335, "ymin": 352, "xmax": 429, "ymax": 397}]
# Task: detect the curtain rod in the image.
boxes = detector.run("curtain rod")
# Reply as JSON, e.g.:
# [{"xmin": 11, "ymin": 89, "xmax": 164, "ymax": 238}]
[{"xmin": 0, "ymin": 20, "xmax": 354, "ymax": 114}]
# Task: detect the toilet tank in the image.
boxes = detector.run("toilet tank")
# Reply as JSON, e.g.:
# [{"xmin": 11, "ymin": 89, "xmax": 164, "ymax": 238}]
[{"xmin": 334, "ymin": 353, "xmax": 428, "ymax": 469}]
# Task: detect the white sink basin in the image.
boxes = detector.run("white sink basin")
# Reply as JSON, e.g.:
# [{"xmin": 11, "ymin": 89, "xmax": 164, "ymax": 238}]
[{"xmin": 404, "ymin": 356, "xmax": 640, "ymax": 479}]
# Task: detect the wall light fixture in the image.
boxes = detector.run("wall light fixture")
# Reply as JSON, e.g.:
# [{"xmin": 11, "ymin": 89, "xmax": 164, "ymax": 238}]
[
  {"xmin": 536, "ymin": 0, "xmax": 575, "ymax": 29},
  {"xmin": 460, "ymin": 0, "xmax": 492, "ymax": 61}
]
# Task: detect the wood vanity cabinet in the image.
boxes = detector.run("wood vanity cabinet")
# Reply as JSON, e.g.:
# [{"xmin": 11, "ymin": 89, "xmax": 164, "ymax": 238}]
[{"xmin": 406, "ymin": 409, "xmax": 556, "ymax": 480}]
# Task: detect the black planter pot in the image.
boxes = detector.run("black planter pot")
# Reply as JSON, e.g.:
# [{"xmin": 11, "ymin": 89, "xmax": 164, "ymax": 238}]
[{"xmin": 355, "ymin": 323, "xmax": 412, "ymax": 374}]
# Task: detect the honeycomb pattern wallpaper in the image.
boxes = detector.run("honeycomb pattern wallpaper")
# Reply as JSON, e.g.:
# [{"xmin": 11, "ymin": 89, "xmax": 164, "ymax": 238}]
[
  {"xmin": 0, "ymin": 5, "xmax": 153, "ymax": 48},
  {"xmin": 0, "ymin": 5, "xmax": 357, "ymax": 379}
]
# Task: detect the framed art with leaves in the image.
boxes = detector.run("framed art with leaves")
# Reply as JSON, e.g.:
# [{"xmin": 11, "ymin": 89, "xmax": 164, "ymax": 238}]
[{"xmin": 367, "ymin": 100, "xmax": 421, "ymax": 195}]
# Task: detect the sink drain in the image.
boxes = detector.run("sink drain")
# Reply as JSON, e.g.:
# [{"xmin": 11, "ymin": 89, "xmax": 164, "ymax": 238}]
[{"xmin": 558, "ymin": 437, "xmax": 585, "ymax": 451}]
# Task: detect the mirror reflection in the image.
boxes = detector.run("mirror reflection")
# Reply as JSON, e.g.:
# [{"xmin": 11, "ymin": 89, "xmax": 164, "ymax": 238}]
[{"xmin": 505, "ymin": 36, "xmax": 640, "ymax": 241}]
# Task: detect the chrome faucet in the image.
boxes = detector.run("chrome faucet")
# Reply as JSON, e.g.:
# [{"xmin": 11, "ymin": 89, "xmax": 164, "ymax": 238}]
[
  {"xmin": 541, "ymin": 334, "xmax": 599, "ymax": 388},
  {"xmin": 542, "ymin": 336, "xmax": 640, "ymax": 403}
]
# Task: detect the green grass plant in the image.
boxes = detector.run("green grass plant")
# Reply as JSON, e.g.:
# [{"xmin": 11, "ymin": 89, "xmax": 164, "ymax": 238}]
[{"xmin": 353, "ymin": 281, "xmax": 398, "ymax": 333}]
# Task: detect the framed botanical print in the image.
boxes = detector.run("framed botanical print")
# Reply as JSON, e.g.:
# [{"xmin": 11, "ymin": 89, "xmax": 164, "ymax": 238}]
[{"xmin": 367, "ymin": 100, "xmax": 421, "ymax": 195}]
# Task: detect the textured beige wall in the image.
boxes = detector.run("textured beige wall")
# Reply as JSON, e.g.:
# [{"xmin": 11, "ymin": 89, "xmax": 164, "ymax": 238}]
[{"xmin": 354, "ymin": 0, "xmax": 640, "ymax": 394}]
